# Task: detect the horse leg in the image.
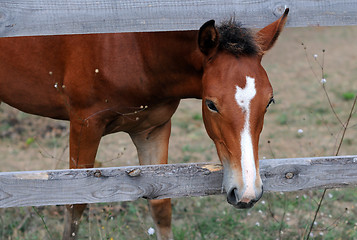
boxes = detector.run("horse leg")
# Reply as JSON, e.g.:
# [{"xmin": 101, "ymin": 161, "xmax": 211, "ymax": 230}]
[
  {"xmin": 130, "ymin": 120, "xmax": 173, "ymax": 240},
  {"xmin": 148, "ymin": 199, "xmax": 173, "ymax": 240},
  {"xmin": 63, "ymin": 117, "xmax": 104, "ymax": 240}
]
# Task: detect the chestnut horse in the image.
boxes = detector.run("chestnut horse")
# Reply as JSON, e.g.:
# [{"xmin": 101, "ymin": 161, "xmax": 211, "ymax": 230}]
[{"xmin": 0, "ymin": 9, "xmax": 288, "ymax": 240}]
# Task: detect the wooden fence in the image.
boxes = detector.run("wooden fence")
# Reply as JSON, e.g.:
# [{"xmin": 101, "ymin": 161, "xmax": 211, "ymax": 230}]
[
  {"xmin": 1, "ymin": 156, "xmax": 357, "ymax": 208},
  {"xmin": 1, "ymin": 0, "xmax": 357, "ymax": 37},
  {"xmin": 1, "ymin": 0, "xmax": 357, "ymax": 208}
]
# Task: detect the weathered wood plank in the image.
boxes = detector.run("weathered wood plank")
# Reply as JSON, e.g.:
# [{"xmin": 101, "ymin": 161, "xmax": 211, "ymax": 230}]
[
  {"xmin": 1, "ymin": 0, "xmax": 357, "ymax": 37},
  {"xmin": 0, "ymin": 163, "xmax": 224, "ymax": 208},
  {"xmin": 260, "ymin": 155, "xmax": 357, "ymax": 191},
  {"xmin": 1, "ymin": 155, "xmax": 357, "ymax": 208}
]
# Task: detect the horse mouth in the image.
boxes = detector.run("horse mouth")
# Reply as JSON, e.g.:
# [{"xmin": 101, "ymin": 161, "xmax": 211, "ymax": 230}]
[
  {"xmin": 227, "ymin": 194, "xmax": 258, "ymax": 209},
  {"xmin": 231, "ymin": 200, "xmax": 256, "ymax": 209}
]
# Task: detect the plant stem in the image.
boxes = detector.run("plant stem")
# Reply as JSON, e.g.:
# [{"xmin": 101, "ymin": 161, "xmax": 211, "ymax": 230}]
[
  {"xmin": 303, "ymin": 45, "xmax": 357, "ymax": 239},
  {"xmin": 336, "ymin": 96, "xmax": 357, "ymax": 155},
  {"xmin": 306, "ymin": 96, "xmax": 357, "ymax": 239},
  {"xmin": 32, "ymin": 207, "xmax": 53, "ymax": 240}
]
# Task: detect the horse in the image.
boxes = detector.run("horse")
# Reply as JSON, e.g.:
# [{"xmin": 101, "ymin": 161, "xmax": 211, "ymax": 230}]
[{"xmin": 0, "ymin": 9, "xmax": 288, "ymax": 240}]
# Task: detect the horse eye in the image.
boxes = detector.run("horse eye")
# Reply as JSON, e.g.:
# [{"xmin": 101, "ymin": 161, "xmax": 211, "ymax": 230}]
[
  {"xmin": 266, "ymin": 97, "xmax": 275, "ymax": 109},
  {"xmin": 205, "ymin": 99, "xmax": 219, "ymax": 112}
]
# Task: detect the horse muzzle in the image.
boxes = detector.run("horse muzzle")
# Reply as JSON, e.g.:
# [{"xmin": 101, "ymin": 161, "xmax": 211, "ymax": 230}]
[
  {"xmin": 222, "ymin": 158, "xmax": 263, "ymax": 209},
  {"xmin": 226, "ymin": 185, "xmax": 263, "ymax": 209}
]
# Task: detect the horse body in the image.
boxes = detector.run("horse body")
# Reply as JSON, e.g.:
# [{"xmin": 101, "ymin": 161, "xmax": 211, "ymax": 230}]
[
  {"xmin": 0, "ymin": 9, "xmax": 288, "ymax": 240},
  {"xmin": 0, "ymin": 31, "xmax": 199, "ymax": 122}
]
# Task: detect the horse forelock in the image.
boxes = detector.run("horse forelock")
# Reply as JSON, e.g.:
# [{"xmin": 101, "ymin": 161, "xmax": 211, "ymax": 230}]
[{"xmin": 217, "ymin": 19, "xmax": 260, "ymax": 57}]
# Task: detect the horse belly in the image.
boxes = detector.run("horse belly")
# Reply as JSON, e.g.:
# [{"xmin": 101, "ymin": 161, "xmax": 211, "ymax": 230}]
[
  {"xmin": 104, "ymin": 100, "xmax": 180, "ymax": 135},
  {"xmin": 0, "ymin": 37, "xmax": 69, "ymax": 119}
]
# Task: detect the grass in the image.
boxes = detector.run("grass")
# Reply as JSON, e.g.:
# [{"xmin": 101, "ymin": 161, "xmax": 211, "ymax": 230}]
[
  {"xmin": 277, "ymin": 113, "xmax": 288, "ymax": 125},
  {"xmin": 2, "ymin": 190, "xmax": 357, "ymax": 239},
  {"xmin": 342, "ymin": 92, "xmax": 356, "ymax": 101}
]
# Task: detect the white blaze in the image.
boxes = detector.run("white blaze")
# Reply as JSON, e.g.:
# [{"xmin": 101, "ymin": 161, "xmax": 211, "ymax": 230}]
[{"xmin": 235, "ymin": 76, "xmax": 257, "ymax": 199}]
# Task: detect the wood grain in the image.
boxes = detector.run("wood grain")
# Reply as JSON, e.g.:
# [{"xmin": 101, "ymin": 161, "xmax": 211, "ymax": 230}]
[
  {"xmin": 1, "ymin": 156, "xmax": 357, "ymax": 208},
  {"xmin": 0, "ymin": 0, "xmax": 356, "ymax": 37}
]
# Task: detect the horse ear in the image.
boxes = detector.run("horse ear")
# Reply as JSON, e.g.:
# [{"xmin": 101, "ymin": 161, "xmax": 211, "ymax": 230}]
[
  {"xmin": 198, "ymin": 20, "xmax": 219, "ymax": 56},
  {"xmin": 256, "ymin": 8, "xmax": 289, "ymax": 54}
]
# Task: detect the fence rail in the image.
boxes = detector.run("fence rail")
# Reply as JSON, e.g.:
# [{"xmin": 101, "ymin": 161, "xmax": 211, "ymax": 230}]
[
  {"xmin": 1, "ymin": 155, "xmax": 357, "ymax": 208},
  {"xmin": 1, "ymin": 0, "xmax": 357, "ymax": 37}
]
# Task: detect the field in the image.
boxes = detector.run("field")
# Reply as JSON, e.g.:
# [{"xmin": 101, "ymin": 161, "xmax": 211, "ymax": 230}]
[{"xmin": 1, "ymin": 25, "xmax": 357, "ymax": 239}]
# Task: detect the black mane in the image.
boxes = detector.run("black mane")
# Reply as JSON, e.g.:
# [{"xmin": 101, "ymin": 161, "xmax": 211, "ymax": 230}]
[{"xmin": 217, "ymin": 19, "xmax": 260, "ymax": 56}]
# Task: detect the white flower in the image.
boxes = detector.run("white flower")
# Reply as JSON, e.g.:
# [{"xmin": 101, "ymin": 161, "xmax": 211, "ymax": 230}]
[
  {"xmin": 319, "ymin": 232, "xmax": 324, "ymax": 236},
  {"xmin": 328, "ymin": 193, "xmax": 333, "ymax": 198},
  {"xmin": 148, "ymin": 227, "xmax": 155, "ymax": 235},
  {"xmin": 321, "ymin": 78, "xmax": 327, "ymax": 84},
  {"xmin": 314, "ymin": 54, "xmax": 318, "ymax": 59},
  {"xmin": 261, "ymin": 200, "xmax": 266, "ymax": 205},
  {"xmin": 255, "ymin": 222, "xmax": 260, "ymax": 227},
  {"xmin": 298, "ymin": 129, "xmax": 304, "ymax": 134}
]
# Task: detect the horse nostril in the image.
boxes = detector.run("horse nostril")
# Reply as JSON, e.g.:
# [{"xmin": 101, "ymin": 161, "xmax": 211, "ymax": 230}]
[{"xmin": 227, "ymin": 188, "xmax": 239, "ymax": 205}]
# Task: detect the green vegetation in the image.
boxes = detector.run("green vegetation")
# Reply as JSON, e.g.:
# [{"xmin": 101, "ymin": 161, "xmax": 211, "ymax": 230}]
[
  {"xmin": 277, "ymin": 113, "xmax": 288, "ymax": 125},
  {"xmin": 342, "ymin": 92, "xmax": 356, "ymax": 101},
  {"xmin": 26, "ymin": 137, "xmax": 35, "ymax": 146}
]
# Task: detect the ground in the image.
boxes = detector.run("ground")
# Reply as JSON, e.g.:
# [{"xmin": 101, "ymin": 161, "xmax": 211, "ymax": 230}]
[{"xmin": 1, "ymin": 25, "xmax": 357, "ymax": 239}]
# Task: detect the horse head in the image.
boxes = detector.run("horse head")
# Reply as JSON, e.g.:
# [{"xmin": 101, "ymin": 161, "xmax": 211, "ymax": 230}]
[{"xmin": 199, "ymin": 9, "xmax": 289, "ymax": 208}]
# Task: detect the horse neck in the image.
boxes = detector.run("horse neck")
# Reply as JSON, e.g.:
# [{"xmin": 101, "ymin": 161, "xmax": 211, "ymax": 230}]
[{"xmin": 134, "ymin": 31, "xmax": 204, "ymax": 100}]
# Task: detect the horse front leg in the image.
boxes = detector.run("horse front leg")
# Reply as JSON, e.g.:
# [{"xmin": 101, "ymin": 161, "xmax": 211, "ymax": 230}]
[
  {"xmin": 63, "ymin": 116, "xmax": 104, "ymax": 240},
  {"xmin": 130, "ymin": 120, "xmax": 173, "ymax": 240}
]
